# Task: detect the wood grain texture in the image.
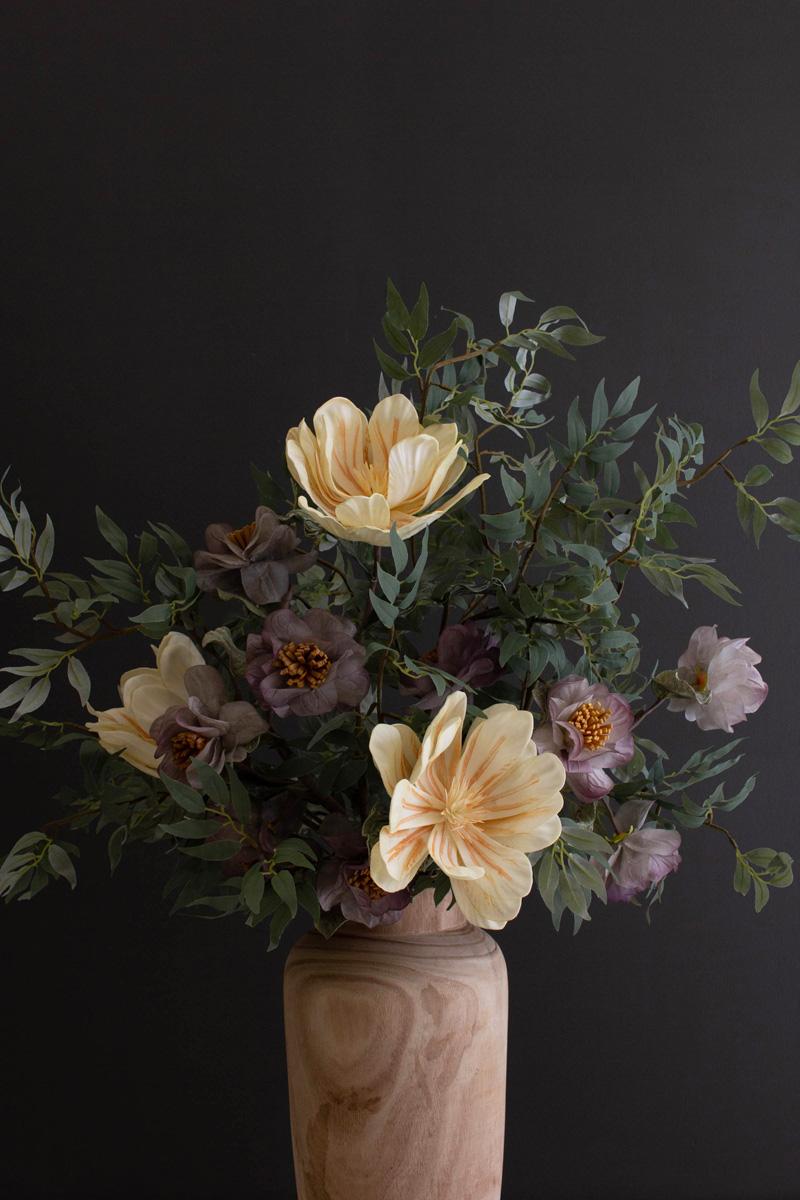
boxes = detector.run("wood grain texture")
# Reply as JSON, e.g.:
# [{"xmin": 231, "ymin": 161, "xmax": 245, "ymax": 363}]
[{"xmin": 284, "ymin": 889, "xmax": 508, "ymax": 1200}]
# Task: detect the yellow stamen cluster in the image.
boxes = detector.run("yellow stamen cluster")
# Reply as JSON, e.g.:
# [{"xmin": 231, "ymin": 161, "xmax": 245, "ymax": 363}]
[
  {"xmin": 228, "ymin": 521, "xmax": 257, "ymax": 551},
  {"xmin": 274, "ymin": 641, "xmax": 332, "ymax": 689},
  {"xmin": 569, "ymin": 701, "xmax": 613, "ymax": 750},
  {"xmin": 170, "ymin": 731, "xmax": 208, "ymax": 767},
  {"xmin": 348, "ymin": 866, "xmax": 386, "ymax": 900}
]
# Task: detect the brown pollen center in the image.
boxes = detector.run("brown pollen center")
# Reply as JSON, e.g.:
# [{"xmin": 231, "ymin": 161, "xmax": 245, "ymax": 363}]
[
  {"xmin": 228, "ymin": 521, "xmax": 257, "ymax": 551},
  {"xmin": 569, "ymin": 700, "xmax": 613, "ymax": 750},
  {"xmin": 274, "ymin": 641, "xmax": 331, "ymax": 689},
  {"xmin": 171, "ymin": 731, "xmax": 208, "ymax": 767},
  {"xmin": 348, "ymin": 866, "xmax": 386, "ymax": 900}
]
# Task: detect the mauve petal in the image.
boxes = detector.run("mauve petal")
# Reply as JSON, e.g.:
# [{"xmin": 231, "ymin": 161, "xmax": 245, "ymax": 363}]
[
  {"xmin": 316, "ymin": 859, "xmax": 347, "ymax": 911},
  {"xmin": 241, "ymin": 560, "xmax": 290, "ymax": 605},
  {"xmin": 218, "ymin": 700, "xmax": 268, "ymax": 745},
  {"xmin": 532, "ymin": 723, "xmax": 562, "ymax": 755},
  {"xmin": 184, "ymin": 665, "xmax": 228, "ymax": 714},
  {"xmin": 304, "ymin": 608, "xmax": 357, "ymax": 642},
  {"xmin": 262, "ymin": 609, "xmax": 313, "ymax": 646},
  {"xmin": 289, "ymin": 678, "xmax": 341, "ymax": 717},
  {"xmin": 203, "ymin": 522, "xmax": 236, "ymax": 556},
  {"xmin": 567, "ymin": 766, "xmax": 613, "ymax": 802},
  {"xmin": 329, "ymin": 652, "xmax": 370, "ymax": 706}
]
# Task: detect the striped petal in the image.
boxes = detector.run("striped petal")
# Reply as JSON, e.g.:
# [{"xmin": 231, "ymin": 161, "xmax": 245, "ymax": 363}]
[
  {"xmin": 427, "ymin": 824, "xmax": 485, "ymax": 879},
  {"xmin": 387, "ymin": 434, "xmax": 442, "ymax": 509},
  {"xmin": 369, "ymin": 722, "xmax": 421, "ymax": 794},
  {"xmin": 450, "ymin": 835, "xmax": 533, "ymax": 930},
  {"xmin": 368, "ymin": 394, "xmax": 421, "ymax": 474},
  {"xmin": 372, "ymin": 824, "xmax": 430, "ymax": 890}
]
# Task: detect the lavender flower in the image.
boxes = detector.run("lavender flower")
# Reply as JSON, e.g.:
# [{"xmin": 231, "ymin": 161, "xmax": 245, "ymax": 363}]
[
  {"xmin": 533, "ymin": 674, "xmax": 635, "ymax": 802},
  {"xmin": 245, "ymin": 608, "xmax": 369, "ymax": 718},
  {"xmin": 194, "ymin": 506, "xmax": 315, "ymax": 606},
  {"xmin": 315, "ymin": 815, "xmax": 411, "ymax": 928},
  {"xmin": 605, "ymin": 799, "xmax": 682, "ymax": 902},
  {"xmin": 151, "ymin": 665, "xmax": 268, "ymax": 786},
  {"xmin": 667, "ymin": 625, "xmax": 768, "ymax": 733},
  {"xmin": 406, "ymin": 622, "xmax": 501, "ymax": 711}
]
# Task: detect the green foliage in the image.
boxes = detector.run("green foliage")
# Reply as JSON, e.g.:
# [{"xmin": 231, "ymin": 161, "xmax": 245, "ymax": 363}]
[{"xmin": 0, "ymin": 285, "xmax": 796, "ymax": 949}]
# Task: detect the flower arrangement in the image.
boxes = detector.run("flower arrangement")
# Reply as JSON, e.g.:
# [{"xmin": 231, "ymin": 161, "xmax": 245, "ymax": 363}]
[{"xmin": 1, "ymin": 282, "xmax": 797, "ymax": 940}]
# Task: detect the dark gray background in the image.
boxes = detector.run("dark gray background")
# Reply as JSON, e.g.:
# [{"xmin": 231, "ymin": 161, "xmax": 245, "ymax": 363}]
[{"xmin": 2, "ymin": 3, "xmax": 799, "ymax": 1197}]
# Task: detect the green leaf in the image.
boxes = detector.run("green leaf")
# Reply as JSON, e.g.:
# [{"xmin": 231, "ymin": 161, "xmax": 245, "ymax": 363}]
[
  {"xmin": 160, "ymin": 771, "xmax": 206, "ymax": 813},
  {"xmin": 228, "ymin": 769, "xmax": 252, "ymax": 824},
  {"xmin": 12, "ymin": 676, "xmax": 51, "ymax": 719},
  {"xmin": 66, "ymin": 656, "xmax": 91, "ymax": 707},
  {"xmin": 272, "ymin": 869, "xmax": 298, "ymax": 918},
  {"xmin": 95, "ymin": 506, "xmax": 128, "ymax": 556},
  {"xmin": 780, "ymin": 360, "xmax": 800, "ymax": 415},
  {"xmin": 0, "ymin": 676, "xmax": 32, "ymax": 710},
  {"xmin": 752, "ymin": 874, "xmax": 770, "ymax": 913},
  {"xmin": 389, "ymin": 523, "xmax": 408, "ymax": 573},
  {"xmin": 369, "ymin": 590, "xmax": 398, "ymax": 628},
  {"xmin": 373, "ymin": 341, "xmax": 411, "ymax": 382},
  {"xmin": 107, "ymin": 826, "xmax": 127, "ymax": 874},
  {"xmin": 47, "ymin": 843, "xmax": 77, "ymax": 889},
  {"xmin": 159, "ymin": 818, "xmax": 224, "ymax": 839},
  {"xmin": 744, "ymin": 464, "xmax": 773, "ymax": 487},
  {"xmin": 733, "ymin": 855, "xmax": 751, "ymax": 896},
  {"xmin": 749, "ymin": 369, "xmax": 769, "ymax": 430},
  {"xmin": 273, "ymin": 841, "xmax": 317, "ymax": 870},
  {"xmin": 550, "ymin": 324, "xmax": 604, "ymax": 347},
  {"xmin": 34, "ymin": 515, "xmax": 55, "ymax": 572},
  {"xmin": 386, "ymin": 278, "xmax": 411, "ymax": 330},
  {"xmin": 408, "ymin": 283, "xmax": 429, "ymax": 340},
  {"xmin": 179, "ymin": 840, "xmax": 242, "ymax": 861},
  {"xmin": 613, "ymin": 406, "xmax": 657, "ymax": 441},
  {"xmin": 243, "ymin": 864, "xmax": 266, "ymax": 914},
  {"xmin": 376, "ymin": 565, "xmax": 400, "ymax": 604},
  {"xmin": 499, "ymin": 291, "xmax": 533, "ymax": 328},
  {"xmin": 610, "ymin": 377, "xmax": 640, "ymax": 418},
  {"xmin": 759, "ymin": 437, "xmax": 793, "ymax": 464},
  {"xmin": 190, "ymin": 761, "xmax": 229, "ymax": 805},
  {"xmin": 591, "ymin": 379, "xmax": 609, "ymax": 432},
  {"xmin": 418, "ymin": 320, "xmax": 459, "ymax": 370},
  {"xmin": 536, "ymin": 850, "xmax": 559, "ymax": 909},
  {"xmin": 131, "ymin": 603, "xmax": 172, "ymax": 626}
]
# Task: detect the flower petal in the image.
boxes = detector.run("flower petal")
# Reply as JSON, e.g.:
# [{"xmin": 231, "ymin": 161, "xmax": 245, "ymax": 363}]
[
  {"xmin": 313, "ymin": 397, "xmax": 369, "ymax": 497},
  {"xmin": 368, "ymin": 394, "xmax": 421, "ymax": 474},
  {"xmin": 427, "ymin": 824, "xmax": 485, "ymax": 879},
  {"xmin": 388, "ymin": 777, "xmax": 444, "ymax": 832},
  {"xmin": 371, "ymin": 825, "xmax": 430, "ymax": 890},
  {"xmin": 386, "ymin": 434, "xmax": 442, "ymax": 510},
  {"xmin": 455, "ymin": 704, "xmax": 535, "ymax": 797},
  {"xmin": 334, "ymin": 493, "xmax": 392, "ymax": 535},
  {"xmin": 450, "ymin": 836, "xmax": 533, "ymax": 930},
  {"xmin": 369, "ymin": 722, "xmax": 422, "ymax": 794},
  {"xmin": 413, "ymin": 690, "xmax": 467, "ymax": 783},
  {"xmin": 154, "ymin": 632, "xmax": 205, "ymax": 698}
]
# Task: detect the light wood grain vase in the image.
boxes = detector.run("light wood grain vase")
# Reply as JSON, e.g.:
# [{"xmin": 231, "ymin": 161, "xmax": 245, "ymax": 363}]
[{"xmin": 283, "ymin": 888, "xmax": 508, "ymax": 1200}]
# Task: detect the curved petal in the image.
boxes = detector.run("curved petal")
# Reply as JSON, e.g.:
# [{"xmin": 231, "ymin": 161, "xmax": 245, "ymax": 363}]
[
  {"xmin": 369, "ymin": 722, "xmax": 421, "ymax": 794},
  {"xmin": 418, "ymin": 472, "xmax": 490, "ymax": 522},
  {"xmin": 450, "ymin": 837, "xmax": 533, "ymax": 930},
  {"xmin": 486, "ymin": 807, "xmax": 563, "ymax": 852},
  {"xmin": 122, "ymin": 677, "xmax": 186, "ymax": 730},
  {"xmin": 388, "ymin": 777, "xmax": 444, "ymax": 833},
  {"xmin": 372, "ymin": 825, "xmax": 429, "ymax": 890},
  {"xmin": 386, "ymin": 434, "xmax": 442, "ymax": 510},
  {"xmin": 427, "ymin": 824, "xmax": 485, "ymax": 880},
  {"xmin": 155, "ymin": 632, "xmax": 205, "ymax": 698},
  {"xmin": 455, "ymin": 705, "xmax": 535, "ymax": 797},
  {"xmin": 413, "ymin": 690, "xmax": 467, "ymax": 783},
  {"xmin": 334, "ymin": 493, "xmax": 392, "ymax": 535},
  {"xmin": 368, "ymin": 394, "xmax": 421, "ymax": 474},
  {"xmin": 313, "ymin": 397, "xmax": 368, "ymax": 497}
]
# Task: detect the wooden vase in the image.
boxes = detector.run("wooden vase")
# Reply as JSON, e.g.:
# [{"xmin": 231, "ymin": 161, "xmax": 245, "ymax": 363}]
[{"xmin": 283, "ymin": 889, "xmax": 508, "ymax": 1200}]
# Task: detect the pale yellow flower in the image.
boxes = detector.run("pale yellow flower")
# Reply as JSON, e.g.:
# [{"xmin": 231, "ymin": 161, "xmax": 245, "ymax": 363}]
[
  {"xmin": 368, "ymin": 692, "xmax": 565, "ymax": 929},
  {"xmin": 86, "ymin": 631, "xmax": 204, "ymax": 776},
  {"xmin": 285, "ymin": 394, "xmax": 489, "ymax": 545}
]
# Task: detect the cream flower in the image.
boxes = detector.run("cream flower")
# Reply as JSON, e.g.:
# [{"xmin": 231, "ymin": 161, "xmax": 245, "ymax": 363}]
[
  {"xmin": 86, "ymin": 631, "xmax": 205, "ymax": 776},
  {"xmin": 368, "ymin": 692, "xmax": 565, "ymax": 929},
  {"xmin": 285, "ymin": 394, "xmax": 489, "ymax": 545}
]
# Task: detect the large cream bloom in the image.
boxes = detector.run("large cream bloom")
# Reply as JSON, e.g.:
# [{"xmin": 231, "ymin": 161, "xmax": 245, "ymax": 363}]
[
  {"xmin": 86, "ymin": 631, "xmax": 204, "ymax": 775},
  {"xmin": 368, "ymin": 692, "xmax": 565, "ymax": 929},
  {"xmin": 285, "ymin": 394, "xmax": 489, "ymax": 545}
]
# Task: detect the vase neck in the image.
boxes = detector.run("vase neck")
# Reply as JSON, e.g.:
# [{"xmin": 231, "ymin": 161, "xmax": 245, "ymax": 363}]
[{"xmin": 359, "ymin": 887, "xmax": 469, "ymax": 937}]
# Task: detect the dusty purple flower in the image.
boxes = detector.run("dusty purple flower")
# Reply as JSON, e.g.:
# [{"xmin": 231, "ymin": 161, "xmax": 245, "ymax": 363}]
[
  {"xmin": 532, "ymin": 674, "xmax": 635, "ymax": 802},
  {"xmin": 667, "ymin": 625, "xmax": 768, "ymax": 733},
  {"xmin": 315, "ymin": 815, "xmax": 411, "ymax": 928},
  {"xmin": 194, "ymin": 506, "xmax": 316, "ymax": 605},
  {"xmin": 151, "ymin": 665, "xmax": 268, "ymax": 786},
  {"xmin": 406, "ymin": 622, "xmax": 502, "ymax": 711},
  {"xmin": 245, "ymin": 608, "xmax": 369, "ymax": 718},
  {"xmin": 605, "ymin": 799, "xmax": 682, "ymax": 903}
]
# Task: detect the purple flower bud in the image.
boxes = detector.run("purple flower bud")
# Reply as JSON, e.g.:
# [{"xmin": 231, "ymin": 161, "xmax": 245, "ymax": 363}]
[
  {"xmin": 605, "ymin": 799, "xmax": 681, "ymax": 902},
  {"xmin": 406, "ymin": 622, "xmax": 501, "ymax": 711}
]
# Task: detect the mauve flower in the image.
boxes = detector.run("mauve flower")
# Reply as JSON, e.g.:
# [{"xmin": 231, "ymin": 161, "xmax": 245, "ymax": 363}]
[
  {"xmin": 315, "ymin": 814, "xmax": 411, "ymax": 928},
  {"xmin": 194, "ymin": 506, "xmax": 316, "ymax": 606},
  {"xmin": 605, "ymin": 799, "xmax": 682, "ymax": 903},
  {"xmin": 151, "ymin": 665, "xmax": 268, "ymax": 786},
  {"xmin": 667, "ymin": 625, "xmax": 768, "ymax": 733},
  {"xmin": 245, "ymin": 608, "xmax": 369, "ymax": 718},
  {"xmin": 406, "ymin": 622, "xmax": 501, "ymax": 711},
  {"xmin": 532, "ymin": 675, "xmax": 635, "ymax": 802}
]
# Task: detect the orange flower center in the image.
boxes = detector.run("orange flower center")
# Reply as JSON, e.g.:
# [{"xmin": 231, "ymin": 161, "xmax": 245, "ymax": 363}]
[
  {"xmin": 349, "ymin": 866, "xmax": 386, "ymax": 900},
  {"xmin": 274, "ymin": 641, "xmax": 331, "ymax": 689},
  {"xmin": 228, "ymin": 521, "xmax": 257, "ymax": 551},
  {"xmin": 569, "ymin": 701, "xmax": 613, "ymax": 750},
  {"xmin": 170, "ymin": 731, "xmax": 208, "ymax": 767},
  {"xmin": 694, "ymin": 668, "xmax": 708, "ymax": 690}
]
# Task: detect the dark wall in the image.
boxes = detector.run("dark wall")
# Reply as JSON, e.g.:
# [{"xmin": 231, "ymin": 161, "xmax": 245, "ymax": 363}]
[{"xmin": 2, "ymin": 3, "xmax": 799, "ymax": 1197}]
